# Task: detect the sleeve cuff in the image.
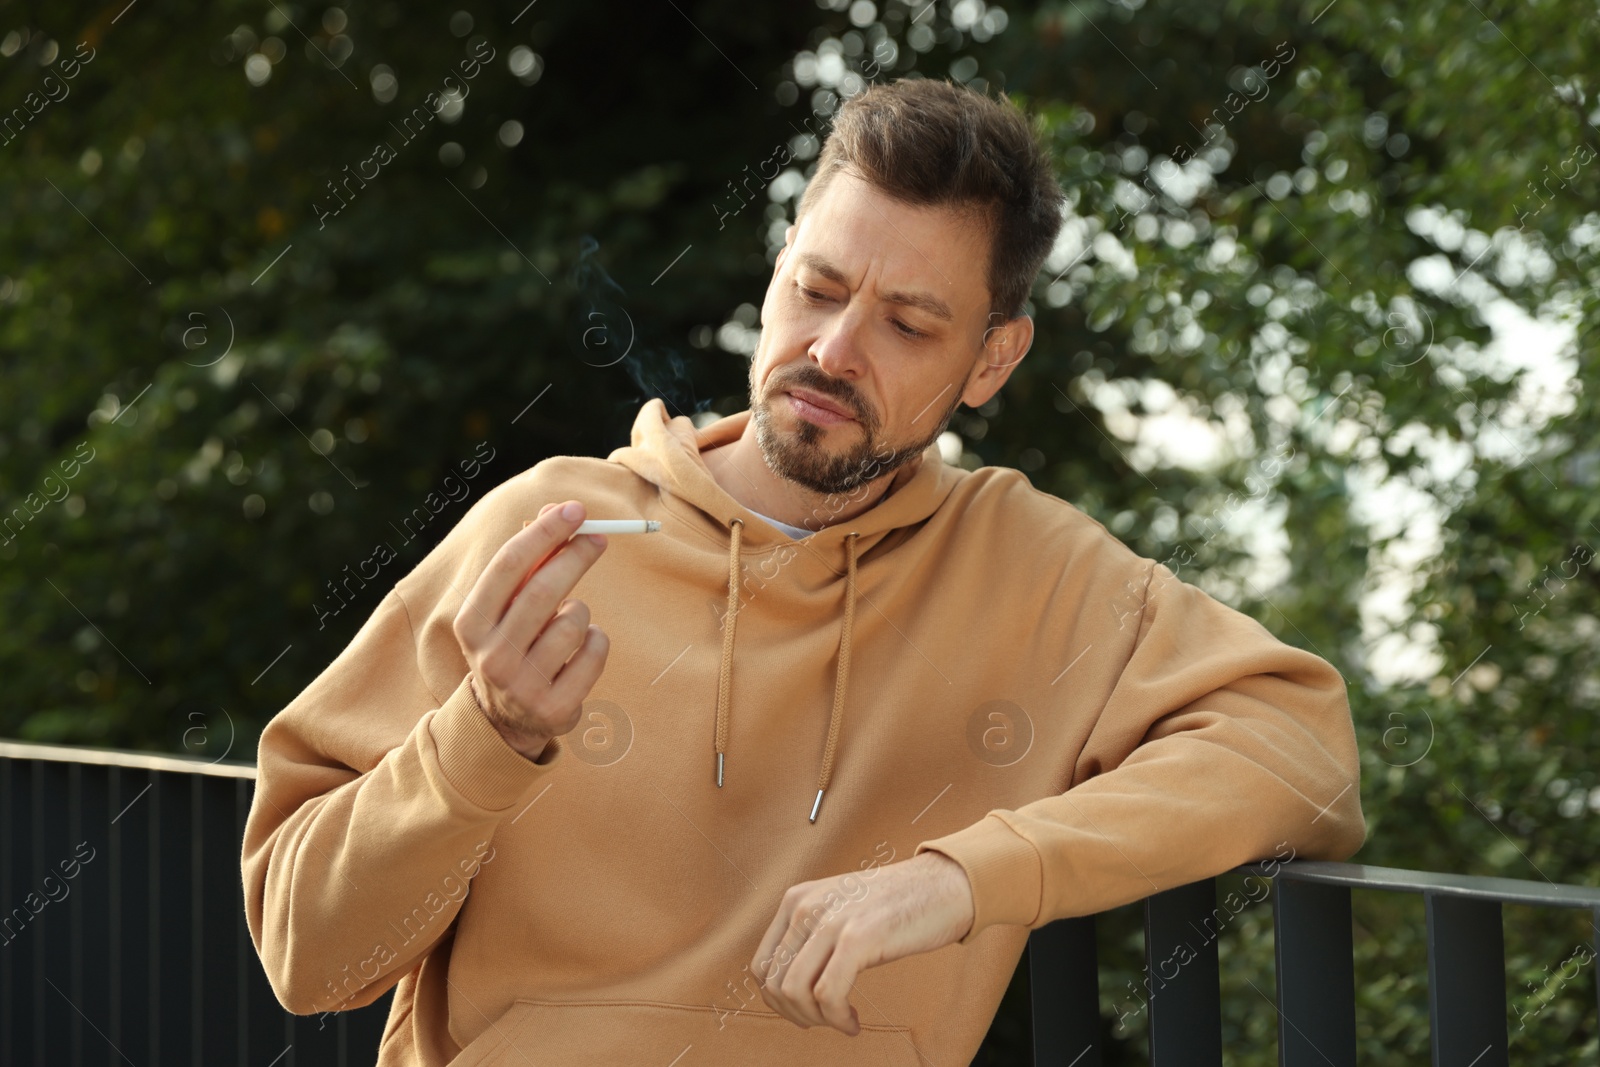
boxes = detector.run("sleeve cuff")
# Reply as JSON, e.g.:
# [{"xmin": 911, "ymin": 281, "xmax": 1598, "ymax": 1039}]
[
  {"xmin": 428, "ymin": 673, "xmax": 563, "ymax": 811},
  {"xmin": 916, "ymin": 813, "xmax": 1044, "ymax": 944}
]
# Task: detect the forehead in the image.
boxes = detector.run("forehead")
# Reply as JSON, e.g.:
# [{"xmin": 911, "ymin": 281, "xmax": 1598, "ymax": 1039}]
[{"xmin": 791, "ymin": 171, "xmax": 992, "ymax": 322}]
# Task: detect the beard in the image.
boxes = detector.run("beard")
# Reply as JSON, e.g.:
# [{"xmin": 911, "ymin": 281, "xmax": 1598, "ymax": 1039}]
[{"xmin": 749, "ymin": 361, "xmax": 964, "ymax": 497}]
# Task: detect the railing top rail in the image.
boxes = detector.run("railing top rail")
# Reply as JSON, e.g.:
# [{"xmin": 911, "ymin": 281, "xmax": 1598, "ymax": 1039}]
[
  {"xmin": 0, "ymin": 738, "xmax": 257, "ymax": 779},
  {"xmin": 0, "ymin": 740, "xmax": 1596, "ymax": 913},
  {"xmin": 1237, "ymin": 859, "xmax": 1600, "ymax": 910}
]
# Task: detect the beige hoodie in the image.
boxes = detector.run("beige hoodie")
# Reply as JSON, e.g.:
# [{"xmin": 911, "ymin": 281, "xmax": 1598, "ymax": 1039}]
[{"xmin": 242, "ymin": 397, "xmax": 1365, "ymax": 1066}]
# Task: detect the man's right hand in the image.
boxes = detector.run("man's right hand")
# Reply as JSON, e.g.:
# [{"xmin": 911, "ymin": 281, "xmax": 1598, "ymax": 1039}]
[{"xmin": 452, "ymin": 500, "xmax": 611, "ymax": 761}]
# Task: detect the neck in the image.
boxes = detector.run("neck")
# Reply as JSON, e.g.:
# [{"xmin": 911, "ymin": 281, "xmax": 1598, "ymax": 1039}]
[{"xmin": 703, "ymin": 420, "xmax": 909, "ymax": 531}]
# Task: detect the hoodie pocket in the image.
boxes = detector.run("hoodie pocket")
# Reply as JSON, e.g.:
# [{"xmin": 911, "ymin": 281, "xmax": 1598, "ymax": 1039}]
[{"xmin": 449, "ymin": 997, "xmax": 922, "ymax": 1067}]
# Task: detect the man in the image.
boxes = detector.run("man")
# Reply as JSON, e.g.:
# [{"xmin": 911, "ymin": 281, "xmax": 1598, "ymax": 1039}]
[{"xmin": 242, "ymin": 78, "xmax": 1364, "ymax": 1065}]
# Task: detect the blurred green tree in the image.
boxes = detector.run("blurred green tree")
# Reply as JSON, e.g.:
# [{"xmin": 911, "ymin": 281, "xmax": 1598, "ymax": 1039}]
[
  {"xmin": 909, "ymin": 0, "xmax": 1597, "ymax": 1061},
  {"xmin": 0, "ymin": 0, "xmax": 824, "ymax": 756}
]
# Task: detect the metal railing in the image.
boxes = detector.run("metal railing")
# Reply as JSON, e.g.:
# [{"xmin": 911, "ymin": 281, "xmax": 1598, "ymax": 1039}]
[
  {"xmin": 0, "ymin": 740, "xmax": 390, "ymax": 1067},
  {"xmin": 1028, "ymin": 860, "xmax": 1600, "ymax": 1066},
  {"xmin": 8, "ymin": 739, "xmax": 1598, "ymax": 1066}
]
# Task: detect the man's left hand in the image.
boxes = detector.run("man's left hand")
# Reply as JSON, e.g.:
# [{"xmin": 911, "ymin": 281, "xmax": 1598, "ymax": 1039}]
[{"xmin": 749, "ymin": 851, "xmax": 975, "ymax": 1035}]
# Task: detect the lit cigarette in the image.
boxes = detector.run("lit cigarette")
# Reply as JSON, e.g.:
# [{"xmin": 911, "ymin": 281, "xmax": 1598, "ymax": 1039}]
[
  {"xmin": 524, "ymin": 518, "xmax": 661, "ymax": 534},
  {"xmin": 576, "ymin": 520, "xmax": 660, "ymax": 535}
]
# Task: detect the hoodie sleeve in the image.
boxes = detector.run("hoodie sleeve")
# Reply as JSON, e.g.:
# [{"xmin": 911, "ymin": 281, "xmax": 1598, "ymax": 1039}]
[
  {"xmin": 241, "ymin": 479, "xmax": 564, "ymax": 1014},
  {"xmin": 914, "ymin": 558, "xmax": 1365, "ymax": 944}
]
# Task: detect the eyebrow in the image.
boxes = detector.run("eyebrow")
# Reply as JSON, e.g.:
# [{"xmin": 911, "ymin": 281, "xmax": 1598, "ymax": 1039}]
[{"xmin": 796, "ymin": 252, "xmax": 955, "ymax": 323}]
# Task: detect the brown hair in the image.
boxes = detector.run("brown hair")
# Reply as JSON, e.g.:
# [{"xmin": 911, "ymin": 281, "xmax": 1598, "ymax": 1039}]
[{"xmin": 795, "ymin": 77, "xmax": 1064, "ymax": 322}]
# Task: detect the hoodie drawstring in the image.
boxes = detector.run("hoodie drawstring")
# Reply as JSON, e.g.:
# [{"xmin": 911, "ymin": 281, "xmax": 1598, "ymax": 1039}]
[
  {"xmin": 810, "ymin": 531, "xmax": 858, "ymax": 823},
  {"xmin": 713, "ymin": 518, "xmax": 744, "ymax": 789},
  {"xmin": 713, "ymin": 520, "xmax": 860, "ymax": 824}
]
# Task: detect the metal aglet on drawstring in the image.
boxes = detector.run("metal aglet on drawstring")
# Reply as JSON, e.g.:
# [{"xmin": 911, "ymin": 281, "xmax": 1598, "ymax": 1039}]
[
  {"xmin": 716, "ymin": 752, "xmax": 725, "ymax": 788},
  {"xmin": 809, "ymin": 788, "xmax": 826, "ymax": 823}
]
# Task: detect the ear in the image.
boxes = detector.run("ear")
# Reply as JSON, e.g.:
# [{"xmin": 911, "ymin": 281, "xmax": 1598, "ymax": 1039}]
[
  {"xmin": 961, "ymin": 314, "xmax": 1034, "ymax": 407},
  {"xmin": 772, "ymin": 224, "xmax": 798, "ymax": 276}
]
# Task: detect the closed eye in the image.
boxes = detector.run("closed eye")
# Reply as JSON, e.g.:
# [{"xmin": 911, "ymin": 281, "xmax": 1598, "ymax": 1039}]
[{"xmin": 797, "ymin": 282, "xmax": 927, "ymax": 340}]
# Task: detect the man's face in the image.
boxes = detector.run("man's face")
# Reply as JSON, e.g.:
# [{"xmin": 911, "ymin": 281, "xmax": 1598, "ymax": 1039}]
[{"xmin": 747, "ymin": 169, "xmax": 1031, "ymax": 497}]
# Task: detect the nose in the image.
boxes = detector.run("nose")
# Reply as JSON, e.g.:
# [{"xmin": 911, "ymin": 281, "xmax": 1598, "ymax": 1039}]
[{"xmin": 807, "ymin": 303, "xmax": 869, "ymax": 382}]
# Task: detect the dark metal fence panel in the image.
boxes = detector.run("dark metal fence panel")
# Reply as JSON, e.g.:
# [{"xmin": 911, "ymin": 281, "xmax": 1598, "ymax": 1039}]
[
  {"xmin": 1028, "ymin": 915, "xmax": 1101, "ymax": 1067},
  {"xmin": 2, "ymin": 754, "xmax": 28, "ymax": 1062},
  {"xmin": 0, "ymin": 746, "xmax": 392, "ymax": 1067},
  {"xmin": 1594, "ymin": 905, "xmax": 1600, "ymax": 1037},
  {"xmin": 1025, "ymin": 860, "xmax": 1598, "ymax": 1067},
  {"xmin": 1425, "ymin": 892, "xmax": 1508, "ymax": 1067},
  {"xmin": 112, "ymin": 763, "xmax": 154, "ymax": 1063},
  {"xmin": 16, "ymin": 743, "xmax": 1600, "ymax": 1067},
  {"xmin": 1272, "ymin": 877, "xmax": 1356, "ymax": 1067},
  {"xmin": 1143, "ymin": 878, "xmax": 1223, "ymax": 1067}
]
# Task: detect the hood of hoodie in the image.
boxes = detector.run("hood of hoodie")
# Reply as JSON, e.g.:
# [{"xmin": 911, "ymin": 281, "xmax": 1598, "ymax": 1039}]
[{"xmin": 606, "ymin": 398, "xmax": 965, "ymax": 822}]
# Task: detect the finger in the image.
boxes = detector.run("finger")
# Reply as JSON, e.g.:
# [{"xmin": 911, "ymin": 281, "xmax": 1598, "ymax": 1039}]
[
  {"xmin": 759, "ymin": 899, "xmax": 830, "ymax": 1027},
  {"xmin": 753, "ymin": 940, "xmax": 805, "ymax": 1026},
  {"xmin": 776, "ymin": 925, "xmax": 839, "ymax": 1029},
  {"xmin": 512, "ymin": 507, "xmax": 579, "ymax": 599},
  {"xmin": 476, "ymin": 551, "xmax": 597, "ymax": 682},
  {"xmin": 518, "ymin": 598, "xmax": 592, "ymax": 687},
  {"xmin": 812, "ymin": 938, "xmax": 864, "ymax": 1035},
  {"xmin": 501, "ymin": 534, "xmax": 606, "ymax": 645},
  {"xmin": 488, "ymin": 621, "xmax": 606, "ymax": 743},
  {"xmin": 522, "ymin": 502, "xmax": 558, "ymax": 539},
  {"xmin": 544, "ymin": 625, "xmax": 610, "ymax": 709},
  {"xmin": 752, "ymin": 892, "xmax": 804, "ymax": 993},
  {"xmin": 758, "ymin": 940, "xmax": 810, "ymax": 1029},
  {"xmin": 458, "ymin": 501, "xmax": 588, "ymax": 650}
]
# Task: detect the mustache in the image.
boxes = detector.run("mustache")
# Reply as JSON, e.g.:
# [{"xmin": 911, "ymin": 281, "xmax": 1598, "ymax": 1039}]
[{"xmin": 768, "ymin": 368, "xmax": 869, "ymax": 423}]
